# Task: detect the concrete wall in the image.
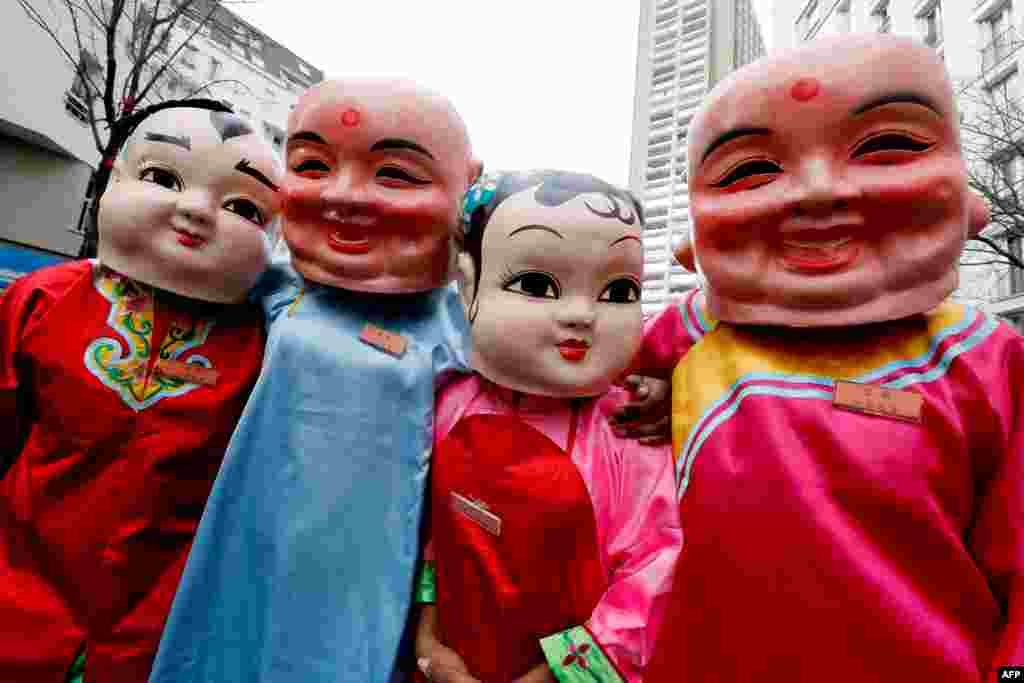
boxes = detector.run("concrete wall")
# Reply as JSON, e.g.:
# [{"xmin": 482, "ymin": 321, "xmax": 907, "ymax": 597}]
[{"xmin": 0, "ymin": 135, "xmax": 92, "ymax": 257}]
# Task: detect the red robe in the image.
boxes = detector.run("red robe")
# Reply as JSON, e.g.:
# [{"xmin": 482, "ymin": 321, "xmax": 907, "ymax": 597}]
[
  {"xmin": 431, "ymin": 412, "xmax": 609, "ymax": 681},
  {"xmin": 0, "ymin": 261, "xmax": 263, "ymax": 682}
]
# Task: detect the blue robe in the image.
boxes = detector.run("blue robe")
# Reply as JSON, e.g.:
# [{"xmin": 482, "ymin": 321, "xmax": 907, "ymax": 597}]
[{"xmin": 150, "ymin": 260, "xmax": 470, "ymax": 682}]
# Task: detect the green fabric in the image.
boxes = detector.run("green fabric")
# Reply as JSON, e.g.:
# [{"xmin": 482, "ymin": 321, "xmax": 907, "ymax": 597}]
[
  {"xmin": 415, "ymin": 560, "xmax": 437, "ymax": 604},
  {"xmin": 540, "ymin": 625, "xmax": 624, "ymax": 682},
  {"xmin": 64, "ymin": 649, "xmax": 86, "ymax": 683}
]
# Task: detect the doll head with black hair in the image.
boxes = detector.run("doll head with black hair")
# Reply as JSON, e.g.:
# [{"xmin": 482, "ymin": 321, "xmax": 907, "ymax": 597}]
[
  {"xmin": 458, "ymin": 169, "xmax": 646, "ymax": 398},
  {"xmin": 97, "ymin": 99, "xmax": 283, "ymax": 303}
]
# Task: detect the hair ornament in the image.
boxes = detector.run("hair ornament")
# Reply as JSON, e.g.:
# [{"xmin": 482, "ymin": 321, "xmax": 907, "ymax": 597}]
[{"xmin": 461, "ymin": 172, "xmax": 502, "ymax": 233}]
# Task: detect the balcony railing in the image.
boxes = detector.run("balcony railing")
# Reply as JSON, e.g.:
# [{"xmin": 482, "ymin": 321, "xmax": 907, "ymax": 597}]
[
  {"xmin": 64, "ymin": 91, "xmax": 89, "ymax": 125},
  {"xmin": 982, "ymin": 27, "xmax": 1024, "ymax": 72}
]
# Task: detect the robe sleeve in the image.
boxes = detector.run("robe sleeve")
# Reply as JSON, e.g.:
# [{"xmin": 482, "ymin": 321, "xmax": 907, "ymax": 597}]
[
  {"xmin": 0, "ymin": 275, "xmax": 56, "ymax": 474},
  {"xmin": 626, "ymin": 289, "xmax": 706, "ymax": 379},
  {"xmin": 540, "ymin": 437, "xmax": 682, "ymax": 682},
  {"xmin": 971, "ymin": 330, "xmax": 1024, "ymax": 681}
]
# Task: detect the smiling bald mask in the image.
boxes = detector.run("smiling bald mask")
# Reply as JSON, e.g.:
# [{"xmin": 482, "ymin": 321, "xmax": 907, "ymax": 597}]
[
  {"xmin": 281, "ymin": 79, "xmax": 481, "ymax": 293},
  {"xmin": 683, "ymin": 34, "xmax": 989, "ymax": 327},
  {"xmin": 98, "ymin": 106, "xmax": 283, "ymax": 303}
]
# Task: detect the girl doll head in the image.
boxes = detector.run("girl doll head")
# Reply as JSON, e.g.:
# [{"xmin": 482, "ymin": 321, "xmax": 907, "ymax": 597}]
[
  {"xmin": 97, "ymin": 99, "xmax": 283, "ymax": 303},
  {"xmin": 458, "ymin": 170, "xmax": 645, "ymax": 399}
]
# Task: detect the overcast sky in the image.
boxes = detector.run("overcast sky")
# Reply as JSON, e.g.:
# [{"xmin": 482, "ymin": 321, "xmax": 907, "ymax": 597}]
[{"xmin": 229, "ymin": 0, "xmax": 776, "ymax": 188}]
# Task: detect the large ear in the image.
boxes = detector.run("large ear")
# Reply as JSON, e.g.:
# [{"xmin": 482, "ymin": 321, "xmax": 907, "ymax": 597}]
[
  {"xmin": 456, "ymin": 251, "xmax": 477, "ymax": 315},
  {"xmin": 967, "ymin": 191, "xmax": 990, "ymax": 239},
  {"xmin": 673, "ymin": 235, "xmax": 696, "ymax": 272}
]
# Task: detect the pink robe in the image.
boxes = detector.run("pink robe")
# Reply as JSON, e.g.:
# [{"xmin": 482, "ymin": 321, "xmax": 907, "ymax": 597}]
[
  {"xmin": 639, "ymin": 295, "xmax": 1024, "ymax": 682},
  {"xmin": 426, "ymin": 375, "xmax": 683, "ymax": 682}
]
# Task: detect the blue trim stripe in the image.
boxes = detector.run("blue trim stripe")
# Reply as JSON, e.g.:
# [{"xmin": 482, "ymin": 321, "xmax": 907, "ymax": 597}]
[
  {"xmin": 675, "ymin": 310, "xmax": 1000, "ymax": 501},
  {"xmin": 882, "ymin": 315, "xmax": 998, "ymax": 390},
  {"xmin": 677, "ymin": 383, "xmax": 834, "ymax": 497},
  {"xmin": 693, "ymin": 291, "xmax": 712, "ymax": 334},
  {"xmin": 679, "ymin": 295, "xmax": 701, "ymax": 344},
  {"xmin": 677, "ymin": 373, "xmax": 836, "ymax": 491},
  {"xmin": 856, "ymin": 307, "xmax": 979, "ymax": 385}
]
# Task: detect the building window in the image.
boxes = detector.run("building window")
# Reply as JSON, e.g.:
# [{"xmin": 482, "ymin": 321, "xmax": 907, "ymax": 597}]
[
  {"xmin": 1008, "ymin": 234, "xmax": 1024, "ymax": 294},
  {"xmin": 986, "ymin": 67, "xmax": 1020, "ymax": 101},
  {"xmin": 796, "ymin": 0, "xmax": 817, "ymax": 41},
  {"xmin": 982, "ymin": 2, "xmax": 1017, "ymax": 71},
  {"xmin": 180, "ymin": 43, "xmax": 198, "ymax": 69},
  {"xmin": 919, "ymin": 2, "xmax": 943, "ymax": 47},
  {"xmin": 871, "ymin": 1, "xmax": 891, "ymax": 34}
]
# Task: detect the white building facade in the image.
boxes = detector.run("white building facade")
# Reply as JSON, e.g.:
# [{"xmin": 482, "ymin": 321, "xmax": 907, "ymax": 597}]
[
  {"xmin": 629, "ymin": 0, "xmax": 766, "ymax": 314},
  {"xmin": 0, "ymin": 0, "xmax": 321, "ymax": 265}
]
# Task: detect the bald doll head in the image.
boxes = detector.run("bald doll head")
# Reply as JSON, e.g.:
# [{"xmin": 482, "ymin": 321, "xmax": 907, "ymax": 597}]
[
  {"xmin": 682, "ymin": 34, "xmax": 988, "ymax": 327},
  {"xmin": 281, "ymin": 79, "xmax": 482, "ymax": 293},
  {"xmin": 98, "ymin": 104, "xmax": 283, "ymax": 303}
]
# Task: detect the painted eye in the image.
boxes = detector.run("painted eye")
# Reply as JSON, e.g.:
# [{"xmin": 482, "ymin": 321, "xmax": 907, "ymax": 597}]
[
  {"xmin": 599, "ymin": 278, "xmax": 641, "ymax": 304},
  {"xmin": 223, "ymin": 198, "xmax": 265, "ymax": 225},
  {"xmin": 503, "ymin": 272, "xmax": 560, "ymax": 299},
  {"xmin": 852, "ymin": 133, "xmax": 932, "ymax": 163},
  {"xmin": 377, "ymin": 166, "xmax": 430, "ymax": 185},
  {"xmin": 140, "ymin": 167, "xmax": 182, "ymax": 191},
  {"xmin": 291, "ymin": 159, "xmax": 330, "ymax": 176},
  {"xmin": 711, "ymin": 159, "xmax": 782, "ymax": 189}
]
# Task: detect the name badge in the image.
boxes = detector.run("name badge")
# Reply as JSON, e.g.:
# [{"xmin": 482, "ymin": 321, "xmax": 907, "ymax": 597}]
[
  {"xmin": 359, "ymin": 324, "xmax": 408, "ymax": 358},
  {"xmin": 833, "ymin": 380, "xmax": 922, "ymax": 423},
  {"xmin": 450, "ymin": 492, "xmax": 502, "ymax": 536},
  {"xmin": 156, "ymin": 359, "xmax": 219, "ymax": 386}
]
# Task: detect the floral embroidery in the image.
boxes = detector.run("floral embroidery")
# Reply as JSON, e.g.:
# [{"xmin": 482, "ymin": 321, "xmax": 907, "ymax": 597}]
[
  {"xmin": 540, "ymin": 625, "xmax": 624, "ymax": 682},
  {"xmin": 83, "ymin": 266, "xmax": 215, "ymax": 411},
  {"xmin": 561, "ymin": 642, "xmax": 591, "ymax": 670}
]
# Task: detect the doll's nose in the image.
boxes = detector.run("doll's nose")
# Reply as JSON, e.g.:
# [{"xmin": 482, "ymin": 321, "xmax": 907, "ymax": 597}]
[
  {"xmin": 792, "ymin": 157, "xmax": 859, "ymax": 214},
  {"xmin": 176, "ymin": 190, "xmax": 217, "ymax": 225},
  {"xmin": 556, "ymin": 296, "xmax": 596, "ymax": 329}
]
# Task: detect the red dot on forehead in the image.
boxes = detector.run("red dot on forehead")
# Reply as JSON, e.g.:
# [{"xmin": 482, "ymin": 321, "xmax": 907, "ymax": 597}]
[
  {"xmin": 341, "ymin": 108, "xmax": 361, "ymax": 127},
  {"xmin": 790, "ymin": 78, "xmax": 821, "ymax": 102}
]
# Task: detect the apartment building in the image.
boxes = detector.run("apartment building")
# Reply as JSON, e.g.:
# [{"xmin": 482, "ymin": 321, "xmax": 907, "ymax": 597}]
[
  {"xmin": 786, "ymin": 0, "xmax": 1024, "ymax": 330},
  {"xmin": 0, "ymin": 0, "xmax": 321, "ymax": 273},
  {"xmin": 629, "ymin": 0, "xmax": 767, "ymax": 314}
]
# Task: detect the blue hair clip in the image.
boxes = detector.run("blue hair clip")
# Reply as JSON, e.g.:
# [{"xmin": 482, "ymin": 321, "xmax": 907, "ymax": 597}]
[{"xmin": 461, "ymin": 172, "xmax": 501, "ymax": 232}]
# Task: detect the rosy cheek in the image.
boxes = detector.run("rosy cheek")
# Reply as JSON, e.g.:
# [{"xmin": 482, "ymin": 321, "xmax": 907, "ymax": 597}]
[
  {"xmin": 693, "ymin": 192, "xmax": 786, "ymax": 246},
  {"xmin": 859, "ymin": 163, "xmax": 961, "ymax": 210},
  {"xmin": 281, "ymin": 179, "xmax": 323, "ymax": 216}
]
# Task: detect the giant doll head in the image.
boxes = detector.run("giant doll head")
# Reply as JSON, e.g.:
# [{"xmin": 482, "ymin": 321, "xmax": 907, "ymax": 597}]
[
  {"xmin": 98, "ymin": 100, "xmax": 283, "ymax": 303},
  {"xmin": 282, "ymin": 79, "xmax": 481, "ymax": 293},
  {"xmin": 680, "ymin": 34, "xmax": 989, "ymax": 327},
  {"xmin": 459, "ymin": 170, "xmax": 645, "ymax": 398}
]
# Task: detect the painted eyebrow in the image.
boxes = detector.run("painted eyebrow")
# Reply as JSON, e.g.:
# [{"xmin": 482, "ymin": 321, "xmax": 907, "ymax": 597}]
[
  {"xmin": 610, "ymin": 235, "xmax": 642, "ymax": 247},
  {"xmin": 235, "ymin": 159, "xmax": 279, "ymax": 192},
  {"xmin": 852, "ymin": 93, "xmax": 943, "ymax": 117},
  {"xmin": 700, "ymin": 127, "xmax": 771, "ymax": 164},
  {"xmin": 287, "ymin": 131, "xmax": 328, "ymax": 146},
  {"xmin": 370, "ymin": 138, "xmax": 436, "ymax": 161},
  {"xmin": 508, "ymin": 224, "xmax": 564, "ymax": 239},
  {"xmin": 144, "ymin": 132, "xmax": 191, "ymax": 150}
]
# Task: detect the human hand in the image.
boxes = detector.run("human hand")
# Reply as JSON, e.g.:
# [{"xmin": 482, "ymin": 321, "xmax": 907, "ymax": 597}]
[
  {"xmin": 416, "ymin": 646, "xmax": 481, "ymax": 683},
  {"xmin": 513, "ymin": 662, "xmax": 557, "ymax": 683},
  {"xmin": 609, "ymin": 375, "xmax": 671, "ymax": 445}
]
